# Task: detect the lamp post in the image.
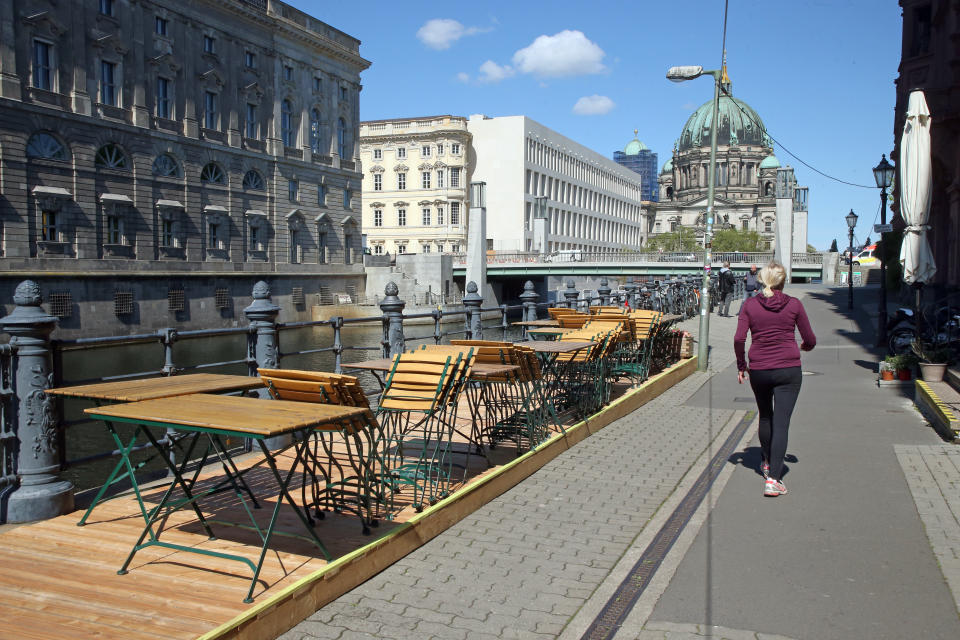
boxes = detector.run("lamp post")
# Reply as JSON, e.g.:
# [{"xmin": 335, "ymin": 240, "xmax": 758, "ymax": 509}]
[
  {"xmin": 872, "ymin": 154, "xmax": 895, "ymax": 345},
  {"xmin": 846, "ymin": 209, "xmax": 858, "ymax": 310},
  {"xmin": 667, "ymin": 64, "xmax": 723, "ymax": 372}
]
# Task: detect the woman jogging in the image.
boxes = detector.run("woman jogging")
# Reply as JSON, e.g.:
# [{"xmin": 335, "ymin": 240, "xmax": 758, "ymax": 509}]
[{"xmin": 734, "ymin": 262, "xmax": 816, "ymax": 497}]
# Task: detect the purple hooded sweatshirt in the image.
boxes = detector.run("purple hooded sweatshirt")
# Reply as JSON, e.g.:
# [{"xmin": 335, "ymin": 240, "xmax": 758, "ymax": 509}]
[{"xmin": 734, "ymin": 291, "xmax": 816, "ymax": 371}]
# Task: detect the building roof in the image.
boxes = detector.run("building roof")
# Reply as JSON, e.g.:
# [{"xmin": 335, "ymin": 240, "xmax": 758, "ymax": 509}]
[
  {"xmin": 623, "ymin": 129, "xmax": 648, "ymax": 155},
  {"xmin": 759, "ymin": 154, "xmax": 781, "ymax": 169},
  {"xmin": 660, "ymin": 158, "xmax": 673, "ymax": 174},
  {"xmin": 678, "ymin": 88, "xmax": 770, "ymax": 152}
]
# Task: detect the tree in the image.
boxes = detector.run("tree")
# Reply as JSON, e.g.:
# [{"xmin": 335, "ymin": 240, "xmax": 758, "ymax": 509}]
[
  {"xmin": 711, "ymin": 228, "xmax": 764, "ymax": 252},
  {"xmin": 829, "ymin": 239, "xmax": 839, "ymax": 252},
  {"xmin": 806, "ymin": 244, "xmax": 818, "ymax": 253},
  {"xmin": 646, "ymin": 229, "xmax": 698, "ymax": 252}
]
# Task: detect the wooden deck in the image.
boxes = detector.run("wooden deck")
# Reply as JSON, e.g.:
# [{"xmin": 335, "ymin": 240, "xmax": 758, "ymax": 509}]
[{"xmin": 0, "ymin": 358, "xmax": 697, "ymax": 640}]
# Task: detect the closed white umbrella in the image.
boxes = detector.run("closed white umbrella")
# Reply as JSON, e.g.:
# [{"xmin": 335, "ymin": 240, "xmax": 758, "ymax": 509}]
[{"xmin": 899, "ymin": 90, "xmax": 935, "ymax": 284}]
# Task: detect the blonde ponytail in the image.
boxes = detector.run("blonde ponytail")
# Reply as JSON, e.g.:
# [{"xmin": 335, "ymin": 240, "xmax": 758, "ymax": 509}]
[{"xmin": 759, "ymin": 262, "xmax": 786, "ymax": 297}]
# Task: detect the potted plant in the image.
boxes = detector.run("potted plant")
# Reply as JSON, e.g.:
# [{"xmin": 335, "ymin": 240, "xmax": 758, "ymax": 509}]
[
  {"xmin": 880, "ymin": 355, "xmax": 897, "ymax": 381},
  {"xmin": 912, "ymin": 341, "xmax": 952, "ymax": 382},
  {"xmin": 898, "ymin": 352, "xmax": 918, "ymax": 380}
]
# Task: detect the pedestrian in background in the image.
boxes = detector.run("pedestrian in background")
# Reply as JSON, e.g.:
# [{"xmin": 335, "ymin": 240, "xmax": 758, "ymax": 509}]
[
  {"xmin": 734, "ymin": 262, "xmax": 816, "ymax": 497},
  {"xmin": 738, "ymin": 264, "xmax": 760, "ymax": 316},
  {"xmin": 718, "ymin": 261, "xmax": 736, "ymax": 316}
]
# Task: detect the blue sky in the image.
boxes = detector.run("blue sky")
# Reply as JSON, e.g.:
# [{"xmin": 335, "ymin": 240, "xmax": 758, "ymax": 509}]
[{"xmin": 288, "ymin": 0, "xmax": 903, "ymax": 250}]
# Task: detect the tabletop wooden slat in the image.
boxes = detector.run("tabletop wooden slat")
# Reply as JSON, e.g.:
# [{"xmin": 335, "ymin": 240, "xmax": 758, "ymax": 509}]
[
  {"xmin": 84, "ymin": 394, "xmax": 369, "ymax": 437},
  {"xmin": 511, "ymin": 320, "xmax": 560, "ymax": 327},
  {"xmin": 46, "ymin": 373, "xmax": 264, "ymax": 402},
  {"xmin": 511, "ymin": 340, "xmax": 597, "ymax": 353},
  {"xmin": 527, "ymin": 328, "xmax": 569, "ymax": 336},
  {"xmin": 343, "ymin": 359, "xmax": 519, "ymax": 378}
]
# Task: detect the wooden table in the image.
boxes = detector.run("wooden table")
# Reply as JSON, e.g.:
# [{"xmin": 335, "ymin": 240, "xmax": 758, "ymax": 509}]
[
  {"xmin": 85, "ymin": 394, "xmax": 371, "ymax": 603},
  {"xmin": 526, "ymin": 327, "xmax": 571, "ymax": 340},
  {"xmin": 513, "ymin": 341, "xmax": 596, "ymax": 423},
  {"xmin": 47, "ymin": 374, "xmax": 265, "ymax": 526},
  {"xmin": 511, "ymin": 319, "xmax": 559, "ymax": 327}
]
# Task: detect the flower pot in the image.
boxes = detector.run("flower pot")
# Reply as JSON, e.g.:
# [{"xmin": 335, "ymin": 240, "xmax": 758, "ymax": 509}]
[
  {"xmin": 918, "ymin": 362, "xmax": 947, "ymax": 382},
  {"xmin": 897, "ymin": 368, "xmax": 912, "ymax": 381},
  {"xmin": 880, "ymin": 370, "xmax": 895, "ymax": 381}
]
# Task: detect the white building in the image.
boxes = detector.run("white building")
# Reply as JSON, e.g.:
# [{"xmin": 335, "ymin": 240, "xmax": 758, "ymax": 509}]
[
  {"xmin": 467, "ymin": 114, "xmax": 646, "ymax": 254},
  {"xmin": 358, "ymin": 116, "xmax": 471, "ymax": 256}
]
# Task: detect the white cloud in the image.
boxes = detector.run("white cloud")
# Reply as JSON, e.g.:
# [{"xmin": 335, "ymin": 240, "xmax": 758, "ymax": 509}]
[
  {"xmin": 456, "ymin": 72, "xmax": 471, "ymax": 83},
  {"xmin": 573, "ymin": 95, "xmax": 615, "ymax": 116},
  {"xmin": 478, "ymin": 60, "xmax": 514, "ymax": 83},
  {"xmin": 417, "ymin": 18, "xmax": 489, "ymax": 50},
  {"xmin": 512, "ymin": 30, "xmax": 606, "ymax": 77}
]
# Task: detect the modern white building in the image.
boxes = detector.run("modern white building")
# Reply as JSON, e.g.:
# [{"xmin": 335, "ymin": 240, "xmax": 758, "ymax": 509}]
[{"xmin": 467, "ymin": 114, "xmax": 646, "ymax": 254}]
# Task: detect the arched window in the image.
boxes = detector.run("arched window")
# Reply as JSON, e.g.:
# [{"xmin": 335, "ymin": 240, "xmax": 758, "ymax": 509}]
[
  {"xmin": 200, "ymin": 162, "xmax": 226, "ymax": 184},
  {"xmin": 764, "ymin": 182, "xmax": 773, "ymax": 197},
  {"xmin": 309, "ymin": 108, "xmax": 321, "ymax": 154},
  {"xmin": 337, "ymin": 118, "xmax": 347, "ymax": 158},
  {"xmin": 95, "ymin": 143, "xmax": 129, "ymax": 170},
  {"xmin": 26, "ymin": 132, "xmax": 68, "ymax": 161},
  {"xmin": 152, "ymin": 154, "xmax": 180, "ymax": 178},
  {"xmin": 281, "ymin": 99, "xmax": 294, "ymax": 147},
  {"xmin": 242, "ymin": 169, "xmax": 265, "ymax": 191}
]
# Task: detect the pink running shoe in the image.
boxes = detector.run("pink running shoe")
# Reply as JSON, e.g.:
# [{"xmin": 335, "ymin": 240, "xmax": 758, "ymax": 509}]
[{"xmin": 764, "ymin": 478, "xmax": 787, "ymax": 497}]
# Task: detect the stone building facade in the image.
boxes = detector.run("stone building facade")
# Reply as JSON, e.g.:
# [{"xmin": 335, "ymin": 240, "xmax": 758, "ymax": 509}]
[
  {"xmin": 358, "ymin": 116, "xmax": 472, "ymax": 256},
  {"xmin": 653, "ymin": 85, "xmax": 808, "ymax": 251},
  {"xmin": 0, "ymin": 0, "xmax": 370, "ymax": 337}
]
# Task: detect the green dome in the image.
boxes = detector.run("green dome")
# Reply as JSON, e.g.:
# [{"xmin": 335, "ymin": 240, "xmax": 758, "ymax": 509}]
[
  {"xmin": 678, "ymin": 91, "xmax": 770, "ymax": 152},
  {"xmin": 660, "ymin": 158, "xmax": 673, "ymax": 174},
  {"xmin": 759, "ymin": 154, "xmax": 780, "ymax": 169},
  {"xmin": 623, "ymin": 138, "xmax": 648, "ymax": 155}
]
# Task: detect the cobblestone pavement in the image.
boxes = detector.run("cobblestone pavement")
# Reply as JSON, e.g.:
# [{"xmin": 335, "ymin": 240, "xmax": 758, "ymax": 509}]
[
  {"xmin": 896, "ymin": 444, "xmax": 960, "ymax": 613},
  {"xmin": 281, "ymin": 310, "xmax": 744, "ymax": 640}
]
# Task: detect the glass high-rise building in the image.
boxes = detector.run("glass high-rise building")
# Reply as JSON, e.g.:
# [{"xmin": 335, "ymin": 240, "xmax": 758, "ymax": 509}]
[{"xmin": 613, "ymin": 130, "xmax": 658, "ymax": 202}]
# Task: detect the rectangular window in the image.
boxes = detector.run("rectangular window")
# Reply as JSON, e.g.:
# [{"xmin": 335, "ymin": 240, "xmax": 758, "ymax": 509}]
[
  {"xmin": 374, "ymin": 209, "xmax": 383, "ymax": 227},
  {"xmin": 910, "ymin": 5, "xmax": 932, "ymax": 57},
  {"xmin": 283, "ymin": 65, "xmax": 293, "ymax": 81},
  {"xmin": 161, "ymin": 220, "xmax": 175, "ymax": 247},
  {"xmin": 373, "ymin": 148, "xmax": 382, "ymax": 160},
  {"xmin": 318, "ymin": 184, "xmax": 326, "ymax": 206},
  {"xmin": 436, "ymin": 244, "xmax": 444, "ymax": 253},
  {"xmin": 155, "ymin": 17, "xmax": 168, "ymax": 36},
  {"xmin": 373, "ymin": 174, "xmax": 382, "ymax": 191},
  {"xmin": 436, "ymin": 170, "xmax": 445, "ymax": 189},
  {"xmin": 437, "ymin": 144, "xmax": 444, "ymax": 155},
  {"xmin": 99, "ymin": 0, "xmax": 114, "ymax": 16},
  {"xmin": 421, "ymin": 171, "xmax": 431, "ymax": 189},
  {"xmin": 245, "ymin": 103, "xmax": 257, "ymax": 138},
  {"xmin": 421, "ymin": 145, "xmax": 431, "ymax": 157},
  {"xmin": 398, "ymin": 209, "xmax": 406, "ymax": 226},
  {"xmin": 339, "ymin": 86, "xmax": 347, "ymax": 101},
  {"xmin": 374, "ymin": 244, "xmax": 383, "ymax": 255},
  {"xmin": 100, "ymin": 60, "xmax": 117, "ymax": 106},
  {"xmin": 290, "ymin": 230, "xmax": 300, "ymax": 263},
  {"xmin": 450, "ymin": 168, "xmax": 460, "ymax": 188},
  {"xmin": 33, "ymin": 40, "xmax": 52, "ymax": 91},
  {"xmin": 156, "ymin": 77, "xmax": 170, "ymax": 118},
  {"xmin": 41, "ymin": 211, "xmax": 57, "ymax": 242},
  {"xmin": 422, "ymin": 208, "xmax": 431, "ymax": 225},
  {"xmin": 452, "ymin": 143, "xmax": 461, "ymax": 155},
  {"xmin": 342, "ymin": 189, "xmax": 351, "ymax": 209},
  {"xmin": 204, "ymin": 91, "xmax": 217, "ymax": 129},
  {"xmin": 437, "ymin": 206, "xmax": 444, "ymax": 225},
  {"xmin": 397, "ymin": 147, "xmax": 406, "ymax": 159},
  {"xmin": 422, "ymin": 244, "xmax": 431, "ymax": 254},
  {"xmin": 203, "ymin": 35, "xmax": 215, "ymax": 53},
  {"xmin": 764, "ymin": 221, "xmax": 773, "ymax": 232},
  {"xmin": 742, "ymin": 220, "xmax": 748, "ymax": 231},
  {"xmin": 245, "ymin": 51, "xmax": 256, "ymax": 68},
  {"xmin": 397, "ymin": 173, "xmax": 406, "ymax": 190},
  {"xmin": 397, "ymin": 244, "xmax": 406, "ymax": 254},
  {"xmin": 318, "ymin": 231, "xmax": 327, "ymax": 263},
  {"xmin": 208, "ymin": 222, "xmax": 219, "ymax": 248},
  {"xmin": 288, "ymin": 180, "xmax": 298, "ymax": 202},
  {"xmin": 451, "ymin": 243, "xmax": 460, "ymax": 253},
  {"xmin": 249, "ymin": 225, "xmax": 260, "ymax": 250},
  {"xmin": 313, "ymin": 76, "xmax": 322, "ymax": 92},
  {"xmin": 107, "ymin": 215, "xmax": 122, "ymax": 244},
  {"xmin": 450, "ymin": 202, "xmax": 460, "ymax": 225}
]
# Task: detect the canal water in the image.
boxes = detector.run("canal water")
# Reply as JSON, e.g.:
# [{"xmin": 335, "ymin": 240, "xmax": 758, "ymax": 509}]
[{"xmin": 59, "ymin": 319, "xmax": 524, "ymax": 495}]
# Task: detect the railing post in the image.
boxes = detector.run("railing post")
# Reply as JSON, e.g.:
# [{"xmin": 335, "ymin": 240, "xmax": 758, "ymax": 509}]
[
  {"xmin": 244, "ymin": 281, "xmax": 286, "ymax": 448},
  {"xmin": 379, "ymin": 282, "xmax": 406, "ymax": 358},
  {"xmin": 157, "ymin": 328, "xmax": 178, "ymax": 376},
  {"xmin": 463, "ymin": 281, "xmax": 483, "ymax": 340},
  {"xmin": 520, "ymin": 281, "xmax": 539, "ymax": 340},
  {"xmin": 500, "ymin": 304, "xmax": 509, "ymax": 341},
  {"xmin": 597, "ymin": 278, "xmax": 611, "ymax": 306},
  {"xmin": 432, "ymin": 307, "xmax": 443, "ymax": 345},
  {"xmin": 332, "ymin": 317, "xmax": 344, "ymax": 373},
  {"xmin": 564, "ymin": 279, "xmax": 579, "ymax": 309},
  {"xmin": 1, "ymin": 280, "xmax": 74, "ymax": 523}
]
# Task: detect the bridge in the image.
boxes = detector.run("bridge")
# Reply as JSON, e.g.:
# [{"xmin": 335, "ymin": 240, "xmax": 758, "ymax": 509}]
[{"xmin": 451, "ymin": 251, "xmax": 826, "ymax": 280}]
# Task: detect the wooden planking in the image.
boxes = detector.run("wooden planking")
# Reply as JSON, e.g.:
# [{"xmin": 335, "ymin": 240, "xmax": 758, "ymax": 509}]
[{"xmin": 47, "ymin": 374, "xmax": 264, "ymax": 402}]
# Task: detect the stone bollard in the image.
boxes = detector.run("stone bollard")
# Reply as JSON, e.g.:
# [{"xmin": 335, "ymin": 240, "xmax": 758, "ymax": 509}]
[
  {"xmin": 563, "ymin": 279, "xmax": 579, "ymax": 309},
  {"xmin": 379, "ymin": 282, "xmax": 406, "ymax": 358},
  {"xmin": 597, "ymin": 278, "xmax": 611, "ymax": 306},
  {"xmin": 244, "ymin": 281, "xmax": 288, "ymax": 449},
  {"xmin": 463, "ymin": 281, "xmax": 483, "ymax": 339},
  {"xmin": 520, "ymin": 280, "xmax": 539, "ymax": 323},
  {"xmin": 627, "ymin": 277, "xmax": 640, "ymax": 308},
  {"xmin": 1, "ymin": 280, "xmax": 74, "ymax": 522}
]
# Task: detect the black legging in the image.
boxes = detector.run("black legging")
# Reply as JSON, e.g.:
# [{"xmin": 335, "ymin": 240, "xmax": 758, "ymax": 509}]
[{"xmin": 749, "ymin": 366, "xmax": 802, "ymax": 480}]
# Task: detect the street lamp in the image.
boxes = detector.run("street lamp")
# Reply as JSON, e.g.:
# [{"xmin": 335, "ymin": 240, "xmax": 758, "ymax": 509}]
[
  {"xmin": 666, "ymin": 64, "xmax": 723, "ymax": 372},
  {"xmin": 872, "ymin": 154, "xmax": 895, "ymax": 345},
  {"xmin": 845, "ymin": 209, "xmax": 858, "ymax": 310}
]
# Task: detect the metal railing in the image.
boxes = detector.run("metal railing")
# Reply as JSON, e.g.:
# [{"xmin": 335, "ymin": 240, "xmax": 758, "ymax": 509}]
[
  {"xmin": 452, "ymin": 251, "xmax": 825, "ymax": 266},
  {"xmin": 0, "ymin": 344, "xmax": 17, "ymax": 515}
]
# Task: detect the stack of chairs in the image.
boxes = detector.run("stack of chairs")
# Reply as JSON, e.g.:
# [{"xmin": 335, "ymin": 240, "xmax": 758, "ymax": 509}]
[
  {"xmin": 257, "ymin": 368, "xmax": 380, "ymax": 533},
  {"xmin": 556, "ymin": 314, "xmax": 590, "ymax": 329},
  {"xmin": 604, "ymin": 309, "xmax": 663, "ymax": 384},
  {"xmin": 377, "ymin": 348, "xmax": 474, "ymax": 512},
  {"xmin": 552, "ymin": 324, "xmax": 621, "ymax": 417}
]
